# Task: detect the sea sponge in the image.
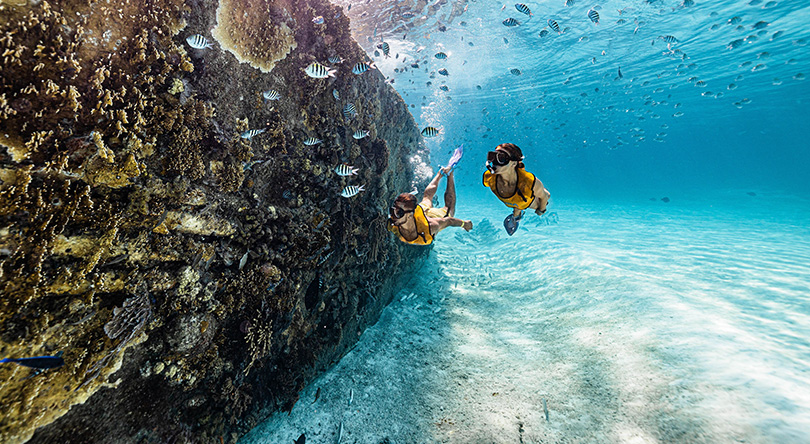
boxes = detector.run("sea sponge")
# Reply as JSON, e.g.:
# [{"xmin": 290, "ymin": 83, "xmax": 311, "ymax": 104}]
[{"xmin": 212, "ymin": 0, "xmax": 298, "ymax": 73}]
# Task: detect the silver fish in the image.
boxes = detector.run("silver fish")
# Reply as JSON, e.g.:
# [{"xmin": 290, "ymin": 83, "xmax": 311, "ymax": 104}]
[
  {"xmin": 313, "ymin": 15, "xmax": 324, "ymax": 25},
  {"xmin": 328, "ymin": 55, "xmax": 344, "ymax": 64},
  {"xmin": 186, "ymin": 34, "xmax": 212, "ymax": 49},
  {"xmin": 241, "ymin": 128, "xmax": 266, "ymax": 140},
  {"xmin": 262, "ymin": 89, "xmax": 281, "ymax": 101},
  {"xmin": 352, "ymin": 62, "xmax": 375, "ymax": 75},
  {"xmin": 303, "ymin": 137, "xmax": 322, "ymax": 146},
  {"xmin": 305, "ymin": 62, "xmax": 336, "ymax": 78},
  {"xmin": 343, "ymin": 103, "xmax": 357, "ymax": 119},
  {"xmin": 239, "ymin": 251, "xmax": 249, "ymax": 270},
  {"xmin": 340, "ymin": 185, "xmax": 365, "ymax": 198},
  {"xmin": 334, "ymin": 164, "xmax": 358, "ymax": 176},
  {"xmin": 352, "ymin": 130, "xmax": 369, "ymax": 139},
  {"xmin": 332, "ymin": 89, "xmax": 340, "ymax": 101}
]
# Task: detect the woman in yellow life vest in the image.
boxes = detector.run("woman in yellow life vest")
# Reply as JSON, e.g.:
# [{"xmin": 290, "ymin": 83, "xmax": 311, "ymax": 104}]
[
  {"xmin": 388, "ymin": 166, "xmax": 473, "ymax": 245},
  {"xmin": 482, "ymin": 143, "xmax": 551, "ymax": 235}
]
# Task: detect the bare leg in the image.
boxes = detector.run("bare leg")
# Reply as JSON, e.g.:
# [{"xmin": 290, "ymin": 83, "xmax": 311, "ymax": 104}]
[
  {"xmin": 444, "ymin": 169, "xmax": 456, "ymax": 217},
  {"xmin": 420, "ymin": 170, "xmax": 444, "ymax": 208}
]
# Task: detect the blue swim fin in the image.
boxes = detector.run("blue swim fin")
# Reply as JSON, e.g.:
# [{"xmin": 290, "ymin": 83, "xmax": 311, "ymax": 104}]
[
  {"xmin": 445, "ymin": 144, "xmax": 464, "ymax": 172},
  {"xmin": 504, "ymin": 214, "xmax": 519, "ymax": 236}
]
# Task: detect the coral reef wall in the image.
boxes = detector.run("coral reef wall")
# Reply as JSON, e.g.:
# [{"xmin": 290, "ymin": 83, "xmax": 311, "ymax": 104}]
[{"xmin": 0, "ymin": 0, "xmax": 429, "ymax": 442}]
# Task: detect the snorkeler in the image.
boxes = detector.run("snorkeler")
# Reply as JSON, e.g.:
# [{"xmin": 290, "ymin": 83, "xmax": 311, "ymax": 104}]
[
  {"xmin": 482, "ymin": 143, "xmax": 550, "ymax": 235},
  {"xmin": 389, "ymin": 146, "xmax": 472, "ymax": 245}
]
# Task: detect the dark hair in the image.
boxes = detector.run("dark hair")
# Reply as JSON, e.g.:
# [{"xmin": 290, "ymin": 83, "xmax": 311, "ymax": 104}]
[
  {"xmin": 495, "ymin": 143, "xmax": 525, "ymax": 169},
  {"xmin": 394, "ymin": 193, "xmax": 417, "ymax": 211}
]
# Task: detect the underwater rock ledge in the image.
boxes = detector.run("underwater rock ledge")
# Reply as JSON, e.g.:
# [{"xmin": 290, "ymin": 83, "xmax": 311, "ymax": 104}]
[{"xmin": 0, "ymin": 0, "xmax": 428, "ymax": 442}]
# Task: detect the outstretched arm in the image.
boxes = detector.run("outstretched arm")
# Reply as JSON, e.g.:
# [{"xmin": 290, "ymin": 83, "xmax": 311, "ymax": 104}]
[
  {"xmin": 420, "ymin": 170, "xmax": 444, "ymax": 208},
  {"xmin": 431, "ymin": 217, "xmax": 473, "ymax": 235}
]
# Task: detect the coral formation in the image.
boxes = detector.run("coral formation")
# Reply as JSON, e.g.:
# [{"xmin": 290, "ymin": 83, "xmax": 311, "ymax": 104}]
[{"xmin": 0, "ymin": 0, "xmax": 427, "ymax": 442}]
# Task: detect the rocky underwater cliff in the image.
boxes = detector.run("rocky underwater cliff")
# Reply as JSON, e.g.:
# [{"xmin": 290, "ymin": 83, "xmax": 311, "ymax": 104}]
[{"xmin": 0, "ymin": 0, "xmax": 429, "ymax": 442}]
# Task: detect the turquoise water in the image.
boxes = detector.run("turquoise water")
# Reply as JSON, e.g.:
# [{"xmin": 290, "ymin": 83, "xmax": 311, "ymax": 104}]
[
  {"xmin": 243, "ymin": 196, "xmax": 810, "ymax": 443},
  {"xmin": 245, "ymin": 0, "xmax": 810, "ymax": 441}
]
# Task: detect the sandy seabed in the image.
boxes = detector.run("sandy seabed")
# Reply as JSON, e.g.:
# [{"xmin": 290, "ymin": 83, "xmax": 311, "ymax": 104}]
[{"xmin": 242, "ymin": 196, "xmax": 810, "ymax": 444}]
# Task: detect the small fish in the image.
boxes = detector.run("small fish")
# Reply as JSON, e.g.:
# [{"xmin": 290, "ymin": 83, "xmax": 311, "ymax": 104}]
[
  {"xmin": 352, "ymin": 130, "xmax": 369, "ymax": 139},
  {"xmin": 239, "ymin": 251, "xmax": 249, "ymax": 270},
  {"xmin": 294, "ymin": 433, "xmax": 306, "ymax": 444},
  {"xmin": 1, "ymin": 352, "xmax": 64, "ymax": 369},
  {"xmin": 539, "ymin": 29, "xmax": 549, "ymax": 37},
  {"xmin": 752, "ymin": 21, "xmax": 769, "ymax": 29},
  {"xmin": 334, "ymin": 164, "xmax": 359, "ymax": 176},
  {"xmin": 564, "ymin": 0, "xmax": 575, "ymax": 6},
  {"xmin": 262, "ymin": 89, "xmax": 281, "ymax": 101},
  {"xmin": 313, "ymin": 387, "xmax": 321, "ymax": 404},
  {"xmin": 695, "ymin": 80, "xmax": 706, "ymax": 87},
  {"xmin": 503, "ymin": 37, "xmax": 509, "ymax": 44},
  {"xmin": 352, "ymin": 62, "xmax": 375, "ymax": 75},
  {"xmin": 186, "ymin": 34, "xmax": 212, "ymax": 49},
  {"xmin": 587, "ymin": 9, "xmax": 599, "ymax": 24},
  {"xmin": 241, "ymin": 128, "xmax": 266, "ymax": 140},
  {"xmin": 349, "ymin": 388, "xmax": 354, "ymax": 405},
  {"xmin": 434, "ymin": 52, "xmax": 448, "ymax": 59},
  {"xmin": 332, "ymin": 89, "xmax": 340, "ymax": 101},
  {"xmin": 340, "ymin": 185, "xmax": 365, "ymax": 198},
  {"xmin": 515, "ymin": 3, "xmax": 532, "ymax": 16},
  {"xmin": 421, "ymin": 126, "xmax": 440, "ymax": 137},
  {"xmin": 305, "ymin": 62, "xmax": 336, "ymax": 78},
  {"xmin": 727, "ymin": 38, "xmax": 745, "ymax": 50},
  {"xmin": 328, "ymin": 55, "xmax": 344, "ymax": 64},
  {"xmin": 617, "ymin": 66, "xmax": 623, "ymax": 79},
  {"xmin": 548, "ymin": 19, "xmax": 561, "ymax": 34},
  {"xmin": 439, "ymin": 85, "xmax": 449, "ymax": 91},
  {"xmin": 343, "ymin": 103, "xmax": 357, "ymax": 119},
  {"xmin": 312, "ymin": 16, "xmax": 324, "ymax": 25},
  {"xmin": 381, "ymin": 41, "xmax": 390, "ymax": 57},
  {"xmin": 502, "ymin": 18, "xmax": 520, "ymax": 27},
  {"xmin": 337, "ymin": 422, "xmax": 344, "ymax": 443},
  {"xmin": 401, "ymin": 11, "xmax": 415, "ymax": 19},
  {"xmin": 303, "ymin": 137, "xmax": 322, "ymax": 146},
  {"xmin": 438, "ymin": 68, "xmax": 449, "ymax": 76},
  {"xmin": 728, "ymin": 16, "xmax": 742, "ymax": 25},
  {"xmin": 510, "ymin": 68, "xmax": 521, "ymax": 75},
  {"xmin": 659, "ymin": 35, "xmax": 679, "ymax": 43}
]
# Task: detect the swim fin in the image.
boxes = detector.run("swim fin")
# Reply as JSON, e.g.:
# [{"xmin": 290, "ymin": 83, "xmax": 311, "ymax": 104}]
[
  {"xmin": 504, "ymin": 214, "xmax": 519, "ymax": 236},
  {"xmin": 445, "ymin": 144, "xmax": 464, "ymax": 172}
]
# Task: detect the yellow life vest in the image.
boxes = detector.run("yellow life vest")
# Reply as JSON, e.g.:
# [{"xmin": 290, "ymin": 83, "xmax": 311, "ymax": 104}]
[
  {"xmin": 390, "ymin": 204, "xmax": 433, "ymax": 245},
  {"xmin": 482, "ymin": 168, "xmax": 536, "ymax": 210}
]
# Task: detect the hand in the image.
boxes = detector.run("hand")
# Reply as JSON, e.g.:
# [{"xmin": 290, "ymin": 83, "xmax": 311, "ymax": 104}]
[
  {"xmin": 462, "ymin": 220, "xmax": 473, "ymax": 232},
  {"xmin": 440, "ymin": 166, "xmax": 452, "ymax": 177}
]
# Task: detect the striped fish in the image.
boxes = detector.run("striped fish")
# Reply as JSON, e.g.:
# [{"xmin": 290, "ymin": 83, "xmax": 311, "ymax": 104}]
[
  {"xmin": 548, "ymin": 19, "xmax": 561, "ymax": 34},
  {"xmin": 303, "ymin": 137, "xmax": 322, "ymax": 146},
  {"xmin": 304, "ymin": 62, "xmax": 336, "ymax": 78},
  {"xmin": 421, "ymin": 127, "xmax": 440, "ymax": 137},
  {"xmin": 352, "ymin": 62, "xmax": 375, "ymax": 75},
  {"xmin": 332, "ymin": 89, "xmax": 340, "ymax": 101},
  {"xmin": 438, "ymin": 68, "xmax": 449, "ymax": 76},
  {"xmin": 587, "ymin": 9, "xmax": 599, "ymax": 24},
  {"xmin": 241, "ymin": 128, "xmax": 266, "ymax": 140},
  {"xmin": 502, "ymin": 18, "xmax": 520, "ymax": 27},
  {"xmin": 334, "ymin": 164, "xmax": 358, "ymax": 176},
  {"xmin": 343, "ymin": 103, "xmax": 357, "ymax": 119},
  {"xmin": 510, "ymin": 68, "xmax": 522, "ymax": 75},
  {"xmin": 564, "ymin": 0, "xmax": 575, "ymax": 6},
  {"xmin": 262, "ymin": 89, "xmax": 281, "ymax": 101},
  {"xmin": 328, "ymin": 55, "xmax": 344, "ymax": 64},
  {"xmin": 352, "ymin": 130, "xmax": 369, "ymax": 139},
  {"xmin": 439, "ymin": 85, "xmax": 449, "ymax": 91},
  {"xmin": 539, "ymin": 29, "xmax": 549, "ymax": 37},
  {"xmin": 340, "ymin": 185, "xmax": 365, "ymax": 198},
  {"xmin": 186, "ymin": 34, "xmax": 212, "ymax": 49},
  {"xmin": 381, "ymin": 42, "xmax": 390, "ymax": 57},
  {"xmin": 515, "ymin": 3, "xmax": 532, "ymax": 16},
  {"xmin": 659, "ymin": 35, "xmax": 679, "ymax": 43},
  {"xmin": 434, "ymin": 52, "xmax": 448, "ymax": 60}
]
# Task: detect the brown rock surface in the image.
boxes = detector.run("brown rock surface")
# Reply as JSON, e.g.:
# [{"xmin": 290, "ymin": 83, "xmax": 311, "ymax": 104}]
[{"xmin": 0, "ymin": 0, "xmax": 428, "ymax": 442}]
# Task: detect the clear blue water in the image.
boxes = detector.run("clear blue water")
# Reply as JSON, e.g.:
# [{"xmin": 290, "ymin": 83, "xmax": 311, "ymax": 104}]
[{"xmin": 245, "ymin": 0, "xmax": 810, "ymax": 441}]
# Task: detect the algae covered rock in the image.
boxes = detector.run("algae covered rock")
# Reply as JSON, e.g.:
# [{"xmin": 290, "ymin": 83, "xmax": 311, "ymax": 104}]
[{"xmin": 0, "ymin": 0, "xmax": 427, "ymax": 442}]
